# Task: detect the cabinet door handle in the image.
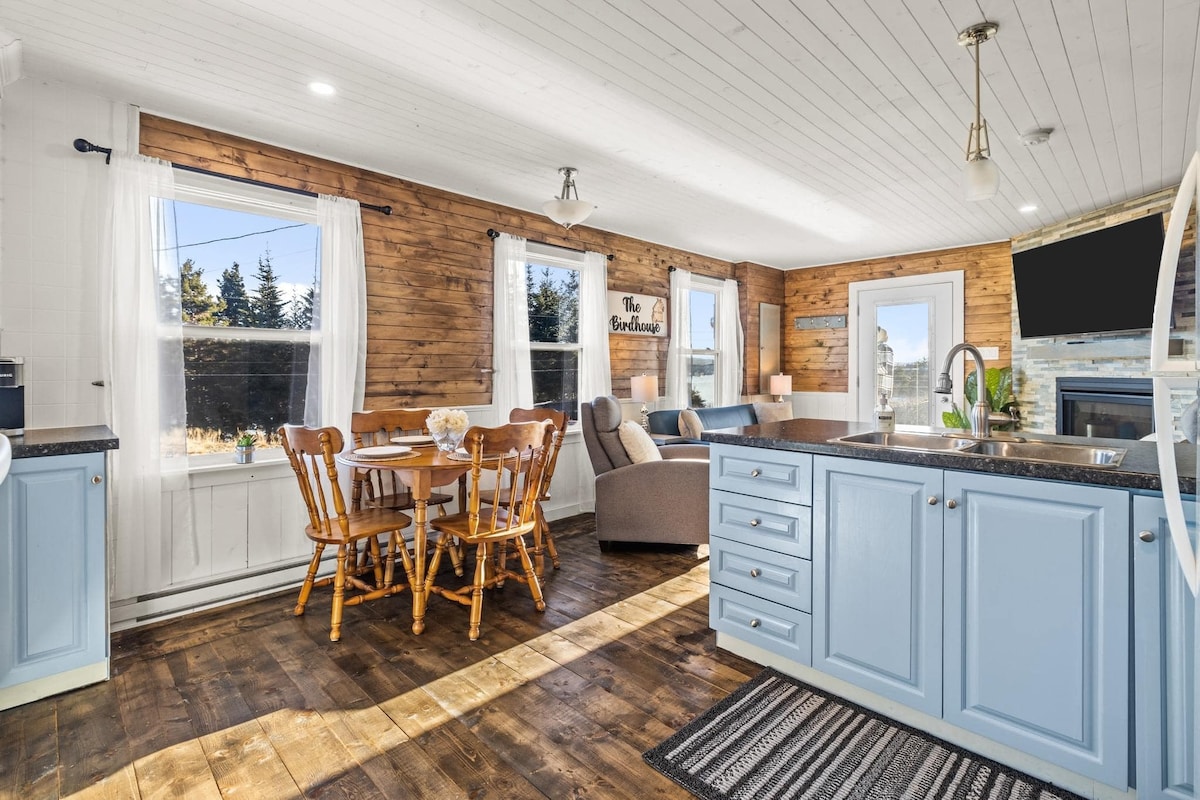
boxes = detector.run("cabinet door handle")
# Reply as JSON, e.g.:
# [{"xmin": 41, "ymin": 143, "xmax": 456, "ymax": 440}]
[
  {"xmin": 749, "ymin": 568, "xmax": 761, "ymax": 578},
  {"xmin": 91, "ymin": 475, "xmax": 104, "ymax": 485},
  {"xmin": 927, "ymin": 496, "xmax": 938, "ymax": 505},
  {"xmin": 749, "ymin": 618, "xmax": 761, "ymax": 628},
  {"xmin": 946, "ymin": 499, "xmax": 958, "ymax": 509},
  {"xmin": 1138, "ymin": 530, "xmax": 1156, "ymax": 543},
  {"xmin": 749, "ymin": 468, "xmax": 762, "ymax": 478},
  {"xmin": 748, "ymin": 518, "xmax": 761, "ymax": 527}
]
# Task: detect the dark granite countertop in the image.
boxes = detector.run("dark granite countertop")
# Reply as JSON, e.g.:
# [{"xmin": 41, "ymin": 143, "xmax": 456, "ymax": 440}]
[
  {"xmin": 702, "ymin": 418, "xmax": 1195, "ymax": 494},
  {"xmin": 9, "ymin": 425, "xmax": 119, "ymax": 459}
]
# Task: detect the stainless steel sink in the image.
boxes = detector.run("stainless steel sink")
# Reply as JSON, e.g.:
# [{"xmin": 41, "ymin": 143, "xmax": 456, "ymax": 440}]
[
  {"xmin": 967, "ymin": 439, "xmax": 1127, "ymax": 467},
  {"xmin": 831, "ymin": 430, "xmax": 1128, "ymax": 468},
  {"xmin": 831, "ymin": 431, "xmax": 978, "ymax": 452}
]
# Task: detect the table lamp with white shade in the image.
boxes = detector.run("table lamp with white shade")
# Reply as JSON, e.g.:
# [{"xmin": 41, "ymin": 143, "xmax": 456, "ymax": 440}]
[
  {"xmin": 630, "ymin": 374, "xmax": 659, "ymax": 430},
  {"xmin": 769, "ymin": 373, "xmax": 793, "ymax": 404}
]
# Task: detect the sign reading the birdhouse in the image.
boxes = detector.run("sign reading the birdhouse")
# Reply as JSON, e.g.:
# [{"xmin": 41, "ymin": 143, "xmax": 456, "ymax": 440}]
[{"xmin": 607, "ymin": 291, "xmax": 667, "ymax": 336}]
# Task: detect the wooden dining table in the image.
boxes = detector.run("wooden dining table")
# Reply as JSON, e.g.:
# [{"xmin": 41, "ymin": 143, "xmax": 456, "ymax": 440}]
[{"xmin": 335, "ymin": 447, "xmax": 471, "ymax": 634}]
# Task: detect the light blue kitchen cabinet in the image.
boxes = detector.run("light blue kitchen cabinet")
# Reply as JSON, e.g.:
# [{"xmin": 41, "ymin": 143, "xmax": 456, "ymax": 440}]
[
  {"xmin": 942, "ymin": 471, "xmax": 1129, "ymax": 788},
  {"xmin": 812, "ymin": 456, "xmax": 944, "ymax": 717},
  {"xmin": 709, "ymin": 445, "xmax": 814, "ymax": 665},
  {"xmin": 1133, "ymin": 494, "xmax": 1196, "ymax": 800},
  {"xmin": 0, "ymin": 451, "xmax": 108, "ymax": 710}
]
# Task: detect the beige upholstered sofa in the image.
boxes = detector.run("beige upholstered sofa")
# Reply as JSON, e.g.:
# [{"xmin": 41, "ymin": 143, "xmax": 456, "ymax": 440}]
[{"xmin": 580, "ymin": 395, "xmax": 710, "ymax": 548}]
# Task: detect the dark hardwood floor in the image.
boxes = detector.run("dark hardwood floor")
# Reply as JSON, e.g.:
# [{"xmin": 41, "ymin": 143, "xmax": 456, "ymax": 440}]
[{"xmin": 0, "ymin": 515, "xmax": 759, "ymax": 799}]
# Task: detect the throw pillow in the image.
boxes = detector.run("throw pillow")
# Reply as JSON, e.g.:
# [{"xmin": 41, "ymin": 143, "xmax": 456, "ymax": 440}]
[
  {"xmin": 618, "ymin": 420, "xmax": 662, "ymax": 463},
  {"xmin": 753, "ymin": 401, "xmax": 794, "ymax": 424},
  {"xmin": 678, "ymin": 408, "xmax": 703, "ymax": 439}
]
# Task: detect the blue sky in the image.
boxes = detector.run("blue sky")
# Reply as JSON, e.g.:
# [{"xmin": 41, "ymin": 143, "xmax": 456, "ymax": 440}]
[
  {"xmin": 169, "ymin": 201, "xmax": 319, "ymax": 305},
  {"xmin": 877, "ymin": 303, "xmax": 930, "ymax": 364}
]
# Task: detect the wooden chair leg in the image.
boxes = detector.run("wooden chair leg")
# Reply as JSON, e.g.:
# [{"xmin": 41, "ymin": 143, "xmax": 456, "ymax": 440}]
[
  {"xmin": 537, "ymin": 504, "xmax": 560, "ymax": 569},
  {"xmin": 295, "ymin": 542, "xmax": 325, "ymax": 615},
  {"xmin": 330, "ymin": 544, "xmax": 348, "ymax": 642},
  {"xmin": 469, "ymin": 542, "xmax": 489, "ymax": 641},
  {"xmin": 514, "ymin": 536, "xmax": 546, "ymax": 611}
]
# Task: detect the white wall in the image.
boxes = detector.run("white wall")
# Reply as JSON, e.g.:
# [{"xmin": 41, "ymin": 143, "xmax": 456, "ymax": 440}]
[{"xmin": 0, "ymin": 78, "xmax": 125, "ymax": 429}]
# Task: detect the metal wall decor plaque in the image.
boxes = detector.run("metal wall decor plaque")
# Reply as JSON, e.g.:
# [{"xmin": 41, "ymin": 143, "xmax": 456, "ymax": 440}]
[{"xmin": 607, "ymin": 290, "xmax": 667, "ymax": 336}]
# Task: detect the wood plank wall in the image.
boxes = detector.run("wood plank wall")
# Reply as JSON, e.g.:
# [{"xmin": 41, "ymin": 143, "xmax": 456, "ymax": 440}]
[
  {"xmin": 782, "ymin": 241, "xmax": 1013, "ymax": 393},
  {"xmin": 139, "ymin": 114, "xmax": 746, "ymax": 408},
  {"xmin": 735, "ymin": 262, "xmax": 787, "ymax": 396}
]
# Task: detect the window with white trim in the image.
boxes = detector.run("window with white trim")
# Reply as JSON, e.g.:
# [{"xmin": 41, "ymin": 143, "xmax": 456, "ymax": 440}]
[
  {"xmin": 684, "ymin": 279, "xmax": 721, "ymax": 408},
  {"xmin": 526, "ymin": 243, "xmax": 582, "ymax": 422},
  {"xmin": 164, "ymin": 174, "xmax": 320, "ymax": 454}
]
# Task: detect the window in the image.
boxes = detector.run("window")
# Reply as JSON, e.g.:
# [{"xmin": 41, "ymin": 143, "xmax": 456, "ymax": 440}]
[
  {"xmin": 526, "ymin": 244, "xmax": 581, "ymax": 422},
  {"xmin": 165, "ymin": 175, "xmax": 320, "ymax": 454},
  {"xmin": 685, "ymin": 282, "xmax": 719, "ymax": 408}
]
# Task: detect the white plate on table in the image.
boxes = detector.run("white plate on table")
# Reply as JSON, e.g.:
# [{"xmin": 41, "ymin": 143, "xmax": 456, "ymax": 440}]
[
  {"xmin": 391, "ymin": 434, "xmax": 435, "ymax": 446},
  {"xmin": 348, "ymin": 444, "xmax": 413, "ymax": 460}
]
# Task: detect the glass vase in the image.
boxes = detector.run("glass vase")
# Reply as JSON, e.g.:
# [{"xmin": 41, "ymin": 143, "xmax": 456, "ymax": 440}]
[{"xmin": 431, "ymin": 429, "xmax": 464, "ymax": 453}]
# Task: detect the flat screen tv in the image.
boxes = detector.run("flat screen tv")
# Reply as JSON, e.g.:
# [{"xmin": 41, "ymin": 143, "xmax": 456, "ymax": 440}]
[{"xmin": 1012, "ymin": 213, "xmax": 1165, "ymax": 338}]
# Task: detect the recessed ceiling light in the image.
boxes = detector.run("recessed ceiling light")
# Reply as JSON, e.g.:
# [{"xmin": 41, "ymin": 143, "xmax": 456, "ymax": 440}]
[
  {"xmin": 308, "ymin": 81, "xmax": 336, "ymax": 96},
  {"xmin": 1019, "ymin": 204, "xmax": 1038, "ymax": 213}
]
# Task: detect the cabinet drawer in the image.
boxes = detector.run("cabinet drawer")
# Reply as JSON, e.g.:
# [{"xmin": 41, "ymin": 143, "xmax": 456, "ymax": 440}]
[
  {"xmin": 711, "ymin": 489, "xmax": 812, "ymax": 559},
  {"xmin": 711, "ymin": 536, "xmax": 811, "ymax": 612},
  {"xmin": 710, "ymin": 444, "xmax": 812, "ymax": 505},
  {"xmin": 710, "ymin": 584, "xmax": 812, "ymax": 665}
]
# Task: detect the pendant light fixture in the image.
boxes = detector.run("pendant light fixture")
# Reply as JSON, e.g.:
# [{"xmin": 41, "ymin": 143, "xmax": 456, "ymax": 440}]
[
  {"xmin": 543, "ymin": 167, "xmax": 595, "ymax": 229},
  {"xmin": 959, "ymin": 22, "xmax": 999, "ymax": 202}
]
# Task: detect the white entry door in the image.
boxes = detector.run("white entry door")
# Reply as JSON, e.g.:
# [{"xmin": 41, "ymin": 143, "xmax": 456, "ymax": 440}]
[{"xmin": 850, "ymin": 272, "xmax": 964, "ymax": 425}]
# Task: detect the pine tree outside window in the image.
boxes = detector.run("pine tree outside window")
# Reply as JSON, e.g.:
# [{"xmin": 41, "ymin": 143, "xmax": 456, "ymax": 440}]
[{"xmin": 166, "ymin": 174, "xmax": 320, "ymax": 456}]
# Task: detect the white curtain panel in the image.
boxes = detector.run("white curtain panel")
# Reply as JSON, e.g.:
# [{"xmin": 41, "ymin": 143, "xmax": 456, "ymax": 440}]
[
  {"xmin": 717, "ymin": 277, "xmax": 745, "ymax": 406},
  {"xmin": 579, "ymin": 250, "xmax": 613, "ymax": 404},
  {"xmin": 306, "ymin": 195, "xmax": 366, "ymax": 438},
  {"xmin": 665, "ymin": 267, "xmax": 693, "ymax": 408},
  {"xmin": 101, "ymin": 154, "xmax": 186, "ymax": 599},
  {"xmin": 492, "ymin": 233, "xmax": 533, "ymax": 414}
]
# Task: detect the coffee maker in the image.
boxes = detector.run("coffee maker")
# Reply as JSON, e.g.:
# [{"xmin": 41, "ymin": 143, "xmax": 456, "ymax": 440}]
[{"xmin": 0, "ymin": 357, "xmax": 25, "ymax": 435}]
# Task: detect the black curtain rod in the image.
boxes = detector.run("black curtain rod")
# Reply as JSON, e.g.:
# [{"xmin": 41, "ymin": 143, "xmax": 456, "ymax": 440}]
[
  {"xmin": 487, "ymin": 228, "xmax": 614, "ymax": 261},
  {"xmin": 72, "ymin": 138, "xmax": 393, "ymax": 215}
]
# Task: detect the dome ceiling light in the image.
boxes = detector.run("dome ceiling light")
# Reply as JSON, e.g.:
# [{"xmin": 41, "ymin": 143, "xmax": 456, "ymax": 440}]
[{"xmin": 543, "ymin": 167, "xmax": 595, "ymax": 229}]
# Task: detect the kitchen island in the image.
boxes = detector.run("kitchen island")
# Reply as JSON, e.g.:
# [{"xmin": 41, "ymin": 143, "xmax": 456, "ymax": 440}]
[
  {"xmin": 702, "ymin": 418, "xmax": 1195, "ymax": 800},
  {"xmin": 0, "ymin": 426, "xmax": 117, "ymax": 710}
]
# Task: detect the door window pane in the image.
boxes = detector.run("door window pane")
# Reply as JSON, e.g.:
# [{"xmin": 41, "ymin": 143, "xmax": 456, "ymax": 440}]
[{"xmin": 876, "ymin": 303, "xmax": 931, "ymax": 426}]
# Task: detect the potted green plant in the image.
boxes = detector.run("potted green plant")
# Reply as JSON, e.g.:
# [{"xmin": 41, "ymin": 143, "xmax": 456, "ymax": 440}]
[
  {"xmin": 942, "ymin": 366, "xmax": 1019, "ymax": 432},
  {"xmin": 234, "ymin": 432, "xmax": 256, "ymax": 464}
]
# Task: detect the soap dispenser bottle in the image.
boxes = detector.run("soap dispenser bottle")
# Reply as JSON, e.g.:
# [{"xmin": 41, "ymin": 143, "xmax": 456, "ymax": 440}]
[{"xmin": 873, "ymin": 391, "xmax": 895, "ymax": 432}]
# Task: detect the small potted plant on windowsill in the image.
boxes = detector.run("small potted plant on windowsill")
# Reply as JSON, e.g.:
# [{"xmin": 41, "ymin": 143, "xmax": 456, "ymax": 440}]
[{"xmin": 234, "ymin": 432, "xmax": 256, "ymax": 464}]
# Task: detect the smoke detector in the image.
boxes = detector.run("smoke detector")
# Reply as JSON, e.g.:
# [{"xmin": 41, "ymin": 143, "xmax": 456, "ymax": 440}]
[{"xmin": 1020, "ymin": 128, "xmax": 1053, "ymax": 146}]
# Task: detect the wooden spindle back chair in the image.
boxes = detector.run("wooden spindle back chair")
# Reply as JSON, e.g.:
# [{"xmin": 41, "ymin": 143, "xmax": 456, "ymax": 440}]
[
  {"xmin": 426, "ymin": 419, "xmax": 555, "ymax": 640},
  {"xmin": 484, "ymin": 407, "xmax": 568, "ymax": 577},
  {"xmin": 280, "ymin": 424, "xmax": 414, "ymax": 641}
]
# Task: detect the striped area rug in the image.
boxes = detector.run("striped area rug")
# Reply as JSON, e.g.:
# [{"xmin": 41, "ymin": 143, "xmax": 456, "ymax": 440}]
[{"xmin": 644, "ymin": 669, "xmax": 1087, "ymax": 800}]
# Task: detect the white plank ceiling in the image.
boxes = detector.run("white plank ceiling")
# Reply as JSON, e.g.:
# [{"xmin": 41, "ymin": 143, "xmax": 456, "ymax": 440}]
[{"xmin": 1, "ymin": 0, "xmax": 1197, "ymax": 268}]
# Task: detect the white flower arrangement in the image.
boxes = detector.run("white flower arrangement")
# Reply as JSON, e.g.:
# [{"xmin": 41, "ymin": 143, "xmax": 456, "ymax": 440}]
[{"xmin": 427, "ymin": 407, "xmax": 469, "ymax": 437}]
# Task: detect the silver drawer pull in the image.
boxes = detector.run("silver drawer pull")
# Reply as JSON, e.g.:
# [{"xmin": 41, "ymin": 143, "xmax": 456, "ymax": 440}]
[
  {"xmin": 927, "ymin": 496, "xmax": 938, "ymax": 506},
  {"xmin": 1138, "ymin": 530, "xmax": 1155, "ymax": 542},
  {"xmin": 946, "ymin": 499, "xmax": 958, "ymax": 509},
  {"xmin": 91, "ymin": 475, "xmax": 104, "ymax": 485},
  {"xmin": 749, "ymin": 618, "xmax": 761, "ymax": 628},
  {"xmin": 748, "ymin": 518, "xmax": 761, "ymax": 527},
  {"xmin": 749, "ymin": 468, "xmax": 762, "ymax": 477},
  {"xmin": 750, "ymin": 568, "xmax": 761, "ymax": 578}
]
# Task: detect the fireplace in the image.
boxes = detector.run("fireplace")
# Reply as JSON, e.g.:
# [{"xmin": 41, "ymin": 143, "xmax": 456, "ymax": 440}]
[{"xmin": 1056, "ymin": 377, "xmax": 1153, "ymax": 440}]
